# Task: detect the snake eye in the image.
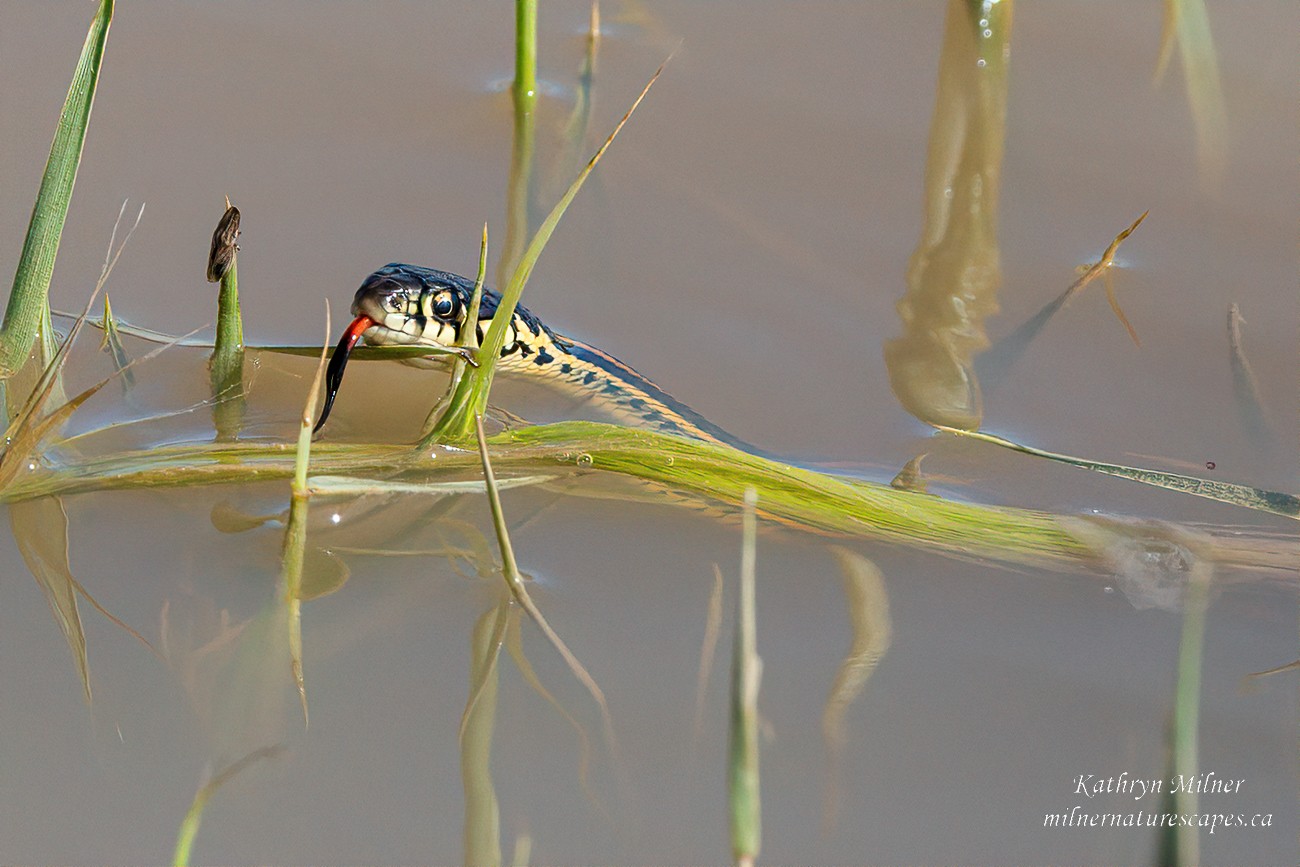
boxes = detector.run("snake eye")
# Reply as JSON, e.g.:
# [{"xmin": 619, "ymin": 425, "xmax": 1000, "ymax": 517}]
[{"xmin": 432, "ymin": 290, "xmax": 457, "ymax": 319}]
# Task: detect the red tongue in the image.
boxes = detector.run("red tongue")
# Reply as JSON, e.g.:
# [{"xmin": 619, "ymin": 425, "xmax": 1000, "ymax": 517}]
[{"xmin": 313, "ymin": 315, "xmax": 374, "ymax": 434}]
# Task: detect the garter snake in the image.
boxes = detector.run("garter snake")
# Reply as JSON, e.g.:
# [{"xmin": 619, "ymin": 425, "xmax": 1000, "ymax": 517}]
[{"xmin": 315, "ymin": 263, "xmax": 761, "ymax": 454}]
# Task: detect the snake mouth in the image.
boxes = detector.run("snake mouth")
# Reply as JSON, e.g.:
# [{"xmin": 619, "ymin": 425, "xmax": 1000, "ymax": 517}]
[{"xmin": 313, "ymin": 314, "xmax": 375, "ymax": 434}]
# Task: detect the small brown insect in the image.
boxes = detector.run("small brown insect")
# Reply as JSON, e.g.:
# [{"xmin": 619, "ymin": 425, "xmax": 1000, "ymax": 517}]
[{"xmin": 206, "ymin": 202, "xmax": 241, "ymax": 282}]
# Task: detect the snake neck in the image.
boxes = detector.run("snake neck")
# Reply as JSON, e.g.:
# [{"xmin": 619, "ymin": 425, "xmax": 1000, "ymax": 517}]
[{"xmin": 460, "ymin": 312, "xmax": 760, "ymax": 454}]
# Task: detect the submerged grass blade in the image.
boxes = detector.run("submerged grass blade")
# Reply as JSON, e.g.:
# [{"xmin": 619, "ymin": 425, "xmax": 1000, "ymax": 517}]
[
  {"xmin": 729, "ymin": 488, "xmax": 762, "ymax": 867},
  {"xmin": 172, "ymin": 745, "xmax": 284, "ymax": 867},
  {"xmin": 938, "ymin": 425, "xmax": 1300, "ymax": 520},
  {"xmin": 10, "ymin": 497, "xmax": 90, "ymax": 702},
  {"xmin": 0, "ymin": 0, "xmax": 114, "ymax": 375},
  {"xmin": 429, "ymin": 61, "xmax": 666, "ymax": 444}
]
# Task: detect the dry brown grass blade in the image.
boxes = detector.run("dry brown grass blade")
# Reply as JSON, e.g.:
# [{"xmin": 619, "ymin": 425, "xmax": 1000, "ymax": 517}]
[{"xmin": 1065, "ymin": 210, "xmax": 1148, "ymax": 346}]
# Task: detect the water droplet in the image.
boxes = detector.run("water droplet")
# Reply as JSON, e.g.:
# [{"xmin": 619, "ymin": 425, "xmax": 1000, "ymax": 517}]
[
  {"xmin": 979, "ymin": 17, "xmax": 988, "ymax": 27},
  {"xmin": 976, "ymin": 58, "xmax": 987, "ymax": 68},
  {"xmin": 983, "ymin": 28, "xmax": 992, "ymax": 38},
  {"xmin": 576, "ymin": 453, "xmax": 593, "ymax": 467},
  {"xmin": 331, "ymin": 513, "xmax": 342, "ymax": 524},
  {"xmin": 665, "ymin": 455, "xmax": 675, "ymax": 466}
]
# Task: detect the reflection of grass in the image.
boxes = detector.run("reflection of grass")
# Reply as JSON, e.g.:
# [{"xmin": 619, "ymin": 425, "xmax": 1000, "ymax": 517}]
[
  {"xmin": 172, "ymin": 745, "xmax": 285, "ymax": 867},
  {"xmin": 729, "ymin": 489, "xmax": 762, "ymax": 867},
  {"xmin": 275, "ymin": 308, "xmax": 332, "ymax": 727},
  {"xmin": 1156, "ymin": 560, "xmax": 1211, "ymax": 866},
  {"xmin": 1156, "ymin": 0, "xmax": 1227, "ymax": 187}
]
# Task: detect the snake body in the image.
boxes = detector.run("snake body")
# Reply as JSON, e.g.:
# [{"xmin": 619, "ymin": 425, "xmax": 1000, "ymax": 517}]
[{"xmin": 316, "ymin": 263, "xmax": 760, "ymax": 454}]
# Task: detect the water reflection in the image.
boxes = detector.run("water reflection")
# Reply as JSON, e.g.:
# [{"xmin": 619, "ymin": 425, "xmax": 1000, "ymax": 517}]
[{"xmin": 884, "ymin": 0, "xmax": 1009, "ymax": 430}]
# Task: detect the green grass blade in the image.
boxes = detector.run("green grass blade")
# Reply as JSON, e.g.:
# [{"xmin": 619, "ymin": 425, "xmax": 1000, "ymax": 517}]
[
  {"xmin": 277, "ymin": 305, "xmax": 331, "ymax": 728},
  {"xmin": 497, "ymin": 0, "xmax": 539, "ymax": 289},
  {"xmin": 729, "ymin": 488, "xmax": 762, "ymax": 867},
  {"xmin": 422, "ymin": 225, "xmax": 488, "ymax": 440},
  {"xmin": 208, "ymin": 200, "xmax": 245, "ymax": 440},
  {"xmin": 428, "ymin": 61, "xmax": 665, "ymax": 444},
  {"xmin": 0, "ymin": 0, "xmax": 114, "ymax": 375},
  {"xmin": 938, "ymin": 426, "xmax": 1300, "ymax": 519}
]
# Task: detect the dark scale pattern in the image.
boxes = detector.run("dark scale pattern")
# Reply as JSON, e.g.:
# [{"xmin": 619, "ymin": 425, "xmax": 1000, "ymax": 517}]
[{"xmin": 352, "ymin": 263, "xmax": 770, "ymax": 458}]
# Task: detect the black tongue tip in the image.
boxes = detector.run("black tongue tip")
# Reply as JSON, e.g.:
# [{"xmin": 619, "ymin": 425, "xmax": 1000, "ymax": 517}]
[{"xmin": 312, "ymin": 315, "xmax": 372, "ymax": 435}]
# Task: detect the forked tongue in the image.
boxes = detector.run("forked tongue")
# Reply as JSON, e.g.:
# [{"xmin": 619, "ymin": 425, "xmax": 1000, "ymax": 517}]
[{"xmin": 313, "ymin": 314, "xmax": 374, "ymax": 434}]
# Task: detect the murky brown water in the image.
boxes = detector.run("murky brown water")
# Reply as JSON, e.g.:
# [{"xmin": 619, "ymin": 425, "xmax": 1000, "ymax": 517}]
[{"xmin": 2, "ymin": 2, "xmax": 1297, "ymax": 863}]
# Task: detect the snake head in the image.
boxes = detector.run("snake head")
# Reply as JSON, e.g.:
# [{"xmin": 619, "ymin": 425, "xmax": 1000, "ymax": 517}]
[
  {"xmin": 351, "ymin": 265, "xmax": 469, "ymax": 347},
  {"xmin": 313, "ymin": 265, "xmax": 479, "ymax": 435}
]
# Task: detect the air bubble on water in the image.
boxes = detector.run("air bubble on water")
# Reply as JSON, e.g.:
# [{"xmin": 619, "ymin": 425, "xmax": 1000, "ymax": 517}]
[{"xmin": 1063, "ymin": 515, "xmax": 1210, "ymax": 611}]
